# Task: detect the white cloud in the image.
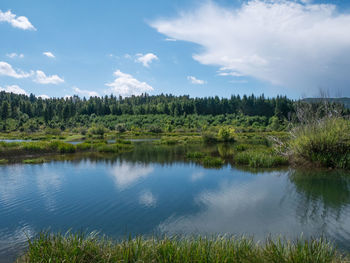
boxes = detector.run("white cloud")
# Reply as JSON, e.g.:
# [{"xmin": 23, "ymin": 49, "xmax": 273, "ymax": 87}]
[
  {"xmin": 0, "ymin": 85, "xmax": 28, "ymax": 95},
  {"xmin": 0, "ymin": 61, "xmax": 32, "ymax": 78},
  {"xmin": 43, "ymin": 51, "xmax": 55, "ymax": 58},
  {"xmin": 38, "ymin": 94, "xmax": 50, "ymax": 99},
  {"xmin": 151, "ymin": 1, "xmax": 350, "ymax": 96},
  {"xmin": 187, "ymin": 76, "xmax": 206, "ymax": 85},
  {"xmin": 164, "ymin": 38, "xmax": 177, "ymax": 42},
  {"xmin": 6, "ymin": 53, "xmax": 24, "ymax": 59},
  {"xmin": 136, "ymin": 53, "xmax": 158, "ymax": 67},
  {"xmin": 0, "ymin": 10, "xmax": 36, "ymax": 30},
  {"xmin": 34, "ymin": 70, "xmax": 64, "ymax": 85},
  {"xmin": 105, "ymin": 70, "xmax": 154, "ymax": 97},
  {"xmin": 73, "ymin": 87, "xmax": 99, "ymax": 97}
]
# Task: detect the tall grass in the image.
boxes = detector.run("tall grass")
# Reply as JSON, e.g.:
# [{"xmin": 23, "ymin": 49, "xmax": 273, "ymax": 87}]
[
  {"xmin": 18, "ymin": 232, "xmax": 347, "ymax": 263},
  {"xmin": 234, "ymin": 150, "xmax": 288, "ymax": 168},
  {"xmin": 290, "ymin": 118, "xmax": 350, "ymax": 169}
]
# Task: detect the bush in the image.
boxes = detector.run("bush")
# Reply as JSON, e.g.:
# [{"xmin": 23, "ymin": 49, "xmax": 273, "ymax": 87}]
[
  {"xmin": 290, "ymin": 118, "xmax": 350, "ymax": 169},
  {"xmin": 88, "ymin": 125, "xmax": 107, "ymax": 137},
  {"xmin": 218, "ymin": 127, "xmax": 235, "ymax": 142},
  {"xmin": 202, "ymin": 131, "xmax": 218, "ymax": 143}
]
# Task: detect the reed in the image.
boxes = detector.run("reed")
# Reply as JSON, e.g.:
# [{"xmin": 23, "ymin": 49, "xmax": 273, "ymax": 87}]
[{"xmin": 18, "ymin": 232, "xmax": 348, "ymax": 263}]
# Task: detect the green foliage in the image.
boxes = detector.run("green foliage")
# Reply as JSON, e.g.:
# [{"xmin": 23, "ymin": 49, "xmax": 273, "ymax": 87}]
[
  {"xmin": 186, "ymin": 151, "xmax": 206, "ymax": 159},
  {"xmin": 0, "ymin": 159, "xmax": 8, "ymax": 164},
  {"xmin": 290, "ymin": 118, "xmax": 350, "ymax": 169},
  {"xmin": 201, "ymin": 131, "xmax": 218, "ymax": 143},
  {"xmin": 88, "ymin": 125, "xmax": 106, "ymax": 137},
  {"xmin": 22, "ymin": 158, "xmax": 46, "ymax": 164},
  {"xmin": 235, "ymin": 150, "xmax": 288, "ymax": 168},
  {"xmin": 217, "ymin": 126, "xmax": 235, "ymax": 142},
  {"xmin": 202, "ymin": 156, "xmax": 225, "ymax": 168},
  {"xmin": 19, "ymin": 232, "xmax": 346, "ymax": 263}
]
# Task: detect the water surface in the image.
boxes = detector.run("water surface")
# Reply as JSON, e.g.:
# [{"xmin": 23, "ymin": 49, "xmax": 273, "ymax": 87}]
[{"xmin": 0, "ymin": 143, "xmax": 350, "ymax": 262}]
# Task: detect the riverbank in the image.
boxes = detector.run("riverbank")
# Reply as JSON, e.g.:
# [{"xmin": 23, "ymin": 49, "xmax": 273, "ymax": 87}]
[{"xmin": 17, "ymin": 232, "xmax": 348, "ymax": 263}]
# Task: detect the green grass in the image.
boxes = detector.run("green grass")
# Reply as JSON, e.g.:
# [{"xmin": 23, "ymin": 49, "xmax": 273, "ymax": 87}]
[
  {"xmin": 0, "ymin": 139, "xmax": 134, "ymax": 159},
  {"xmin": 186, "ymin": 151, "xmax": 207, "ymax": 159},
  {"xmin": 235, "ymin": 150, "xmax": 289, "ymax": 168},
  {"xmin": 0, "ymin": 158, "xmax": 8, "ymax": 164},
  {"xmin": 18, "ymin": 232, "xmax": 348, "ymax": 263},
  {"xmin": 202, "ymin": 156, "xmax": 225, "ymax": 168},
  {"xmin": 22, "ymin": 158, "xmax": 46, "ymax": 164},
  {"xmin": 290, "ymin": 118, "xmax": 350, "ymax": 169}
]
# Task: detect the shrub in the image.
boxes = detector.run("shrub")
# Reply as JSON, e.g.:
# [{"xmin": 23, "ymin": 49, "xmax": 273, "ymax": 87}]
[
  {"xmin": 290, "ymin": 118, "xmax": 350, "ymax": 169},
  {"xmin": 202, "ymin": 131, "xmax": 218, "ymax": 143},
  {"xmin": 88, "ymin": 125, "xmax": 107, "ymax": 137},
  {"xmin": 218, "ymin": 127, "xmax": 235, "ymax": 142}
]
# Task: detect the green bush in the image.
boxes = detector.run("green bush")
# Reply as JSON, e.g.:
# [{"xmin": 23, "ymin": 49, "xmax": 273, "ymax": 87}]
[
  {"xmin": 217, "ymin": 127, "xmax": 235, "ymax": 142},
  {"xmin": 290, "ymin": 118, "xmax": 350, "ymax": 169}
]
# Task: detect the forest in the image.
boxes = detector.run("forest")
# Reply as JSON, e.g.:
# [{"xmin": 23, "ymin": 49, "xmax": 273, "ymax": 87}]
[{"xmin": 1, "ymin": 91, "xmax": 347, "ymax": 133}]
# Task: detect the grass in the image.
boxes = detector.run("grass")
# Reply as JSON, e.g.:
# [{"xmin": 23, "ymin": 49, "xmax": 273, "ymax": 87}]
[
  {"xmin": 22, "ymin": 158, "xmax": 46, "ymax": 164},
  {"xmin": 17, "ymin": 232, "xmax": 348, "ymax": 263},
  {"xmin": 0, "ymin": 139, "xmax": 134, "ymax": 159},
  {"xmin": 202, "ymin": 156, "xmax": 225, "ymax": 168},
  {"xmin": 186, "ymin": 151, "xmax": 207, "ymax": 159},
  {"xmin": 234, "ymin": 150, "xmax": 289, "ymax": 168},
  {"xmin": 290, "ymin": 118, "xmax": 350, "ymax": 169},
  {"xmin": 0, "ymin": 158, "xmax": 8, "ymax": 164}
]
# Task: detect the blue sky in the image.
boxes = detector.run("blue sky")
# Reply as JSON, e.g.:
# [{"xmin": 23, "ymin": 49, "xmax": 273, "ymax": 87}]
[{"xmin": 1, "ymin": 0, "xmax": 350, "ymax": 99}]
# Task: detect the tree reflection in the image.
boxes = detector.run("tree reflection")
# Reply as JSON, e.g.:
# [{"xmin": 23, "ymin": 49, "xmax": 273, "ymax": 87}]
[{"xmin": 289, "ymin": 169, "xmax": 350, "ymax": 223}]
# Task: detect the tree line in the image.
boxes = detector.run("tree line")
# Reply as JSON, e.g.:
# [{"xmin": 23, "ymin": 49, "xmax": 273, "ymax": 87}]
[{"xmin": 0, "ymin": 92, "xmax": 294, "ymax": 121}]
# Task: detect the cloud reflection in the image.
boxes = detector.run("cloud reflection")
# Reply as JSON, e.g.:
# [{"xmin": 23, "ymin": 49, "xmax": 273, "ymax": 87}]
[
  {"xmin": 158, "ymin": 173, "xmax": 323, "ymax": 239},
  {"xmin": 139, "ymin": 190, "xmax": 157, "ymax": 207},
  {"xmin": 110, "ymin": 162, "xmax": 154, "ymax": 189}
]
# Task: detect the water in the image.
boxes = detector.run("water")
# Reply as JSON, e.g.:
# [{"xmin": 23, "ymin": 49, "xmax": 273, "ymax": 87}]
[{"xmin": 1, "ymin": 143, "xmax": 350, "ymax": 262}]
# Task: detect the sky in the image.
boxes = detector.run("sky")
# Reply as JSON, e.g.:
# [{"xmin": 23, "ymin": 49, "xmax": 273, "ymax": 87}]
[{"xmin": 1, "ymin": 0, "xmax": 350, "ymax": 99}]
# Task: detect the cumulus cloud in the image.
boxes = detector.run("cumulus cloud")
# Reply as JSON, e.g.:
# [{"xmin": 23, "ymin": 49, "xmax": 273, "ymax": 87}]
[
  {"xmin": 73, "ymin": 87, "xmax": 99, "ymax": 97},
  {"xmin": 0, "ymin": 10, "xmax": 36, "ymax": 30},
  {"xmin": 105, "ymin": 70, "xmax": 154, "ymax": 97},
  {"xmin": 38, "ymin": 94, "xmax": 50, "ymax": 99},
  {"xmin": 187, "ymin": 76, "xmax": 206, "ymax": 85},
  {"xmin": 0, "ymin": 61, "xmax": 32, "ymax": 78},
  {"xmin": 34, "ymin": 70, "xmax": 64, "ymax": 85},
  {"xmin": 0, "ymin": 85, "xmax": 28, "ymax": 95},
  {"xmin": 151, "ymin": 0, "xmax": 350, "ymax": 96},
  {"xmin": 6, "ymin": 53, "xmax": 24, "ymax": 59},
  {"xmin": 136, "ymin": 53, "xmax": 158, "ymax": 67},
  {"xmin": 43, "ymin": 51, "xmax": 55, "ymax": 58}
]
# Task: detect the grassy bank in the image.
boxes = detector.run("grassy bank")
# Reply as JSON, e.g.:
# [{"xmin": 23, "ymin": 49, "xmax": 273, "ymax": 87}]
[
  {"xmin": 17, "ymin": 232, "xmax": 348, "ymax": 263},
  {"xmin": 0, "ymin": 139, "xmax": 133, "ymax": 161}
]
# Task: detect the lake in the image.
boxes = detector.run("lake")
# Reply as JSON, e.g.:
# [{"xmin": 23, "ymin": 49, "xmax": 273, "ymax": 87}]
[{"xmin": 1, "ymin": 142, "xmax": 350, "ymax": 262}]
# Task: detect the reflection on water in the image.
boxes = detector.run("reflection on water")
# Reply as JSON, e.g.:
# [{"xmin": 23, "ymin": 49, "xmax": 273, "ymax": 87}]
[
  {"xmin": 109, "ymin": 162, "xmax": 154, "ymax": 189},
  {"xmin": 0, "ymin": 143, "xmax": 350, "ymax": 262}
]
